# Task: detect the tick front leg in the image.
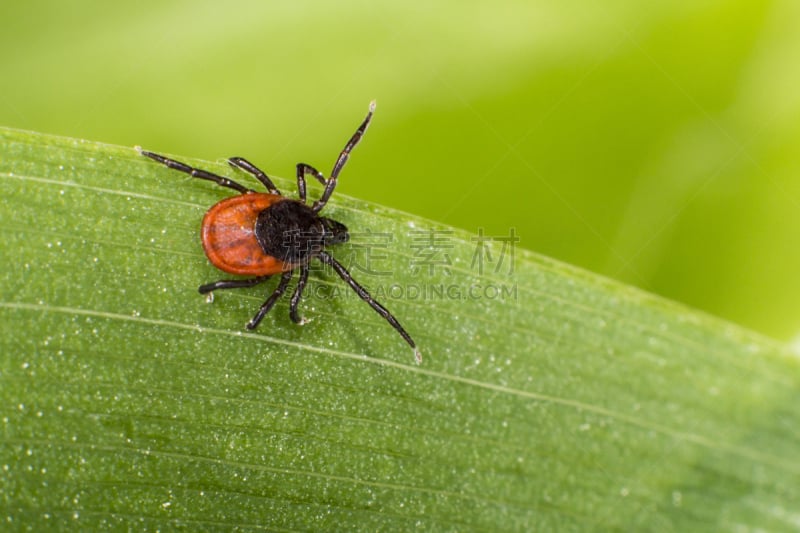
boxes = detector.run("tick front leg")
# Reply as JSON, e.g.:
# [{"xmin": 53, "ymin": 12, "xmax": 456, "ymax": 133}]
[
  {"xmin": 139, "ymin": 150, "xmax": 252, "ymax": 194},
  {"xmin": 317, "ymin": 251, "xmax": 418, "ymax": 358},
  {"xmin": 313, "ymin": 101, "xmax": 376, "ymax": 212},
  {"xmin": 296, "ymin": 163, "xmax": 326, "ymax": 204},
  {"xmin": 247, "ymin": 271, "xmax": 293, "ymax": 330},
  {"xmin": 228, "ymin": 157, "xmax": 281, "ymax": 195}
]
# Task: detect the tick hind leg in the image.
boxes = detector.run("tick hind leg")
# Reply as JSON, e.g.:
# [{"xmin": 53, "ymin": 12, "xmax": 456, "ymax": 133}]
[
  {"xmin": 228, "ymin": 157, "xmax": 281, "ymax": 195},
  {"xmin": 139, "ymin": 150, "xmax": 252, "ymax": 194},
  {"xmin": 247, "ymin": 271, "xmax": 293, "ymax": 330},
  {"xmin": 198, "ymin": 276, "xmax": 271, "ymax": 294},
  {"xmin": 198, "ymin": 274, "xmax": 293, "ymax": 330}
]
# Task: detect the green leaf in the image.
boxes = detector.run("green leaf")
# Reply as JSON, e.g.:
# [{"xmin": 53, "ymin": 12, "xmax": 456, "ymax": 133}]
[{"xmin": 1, "ymin": 126, "xmax": 798, "ymax": 531}]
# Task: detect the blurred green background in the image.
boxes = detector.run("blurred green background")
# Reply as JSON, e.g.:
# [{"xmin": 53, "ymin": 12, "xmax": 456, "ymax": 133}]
[{"xmin": 1, "ymin": 0, "xmax": 798, "ymax": 341}]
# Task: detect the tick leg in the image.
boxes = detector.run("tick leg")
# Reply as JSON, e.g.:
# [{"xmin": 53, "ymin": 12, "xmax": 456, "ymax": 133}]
[
  {"xmin": 198, "ymin": 276, "xmax": 270, "ymax": 294},
  {"xmin": 296, "ymin": 163, "xmax": 326, "ymax": 204},
  {"xmin": 312, "ymin": 101, "xmax": 376, "ymax": 212},
  {"xmin": 228, "ymin": 156, "xmax": 281, "ymax": 195},
  {"xmin": 289, "ymin": 265, "xmax": 310, "ymax": 324},
  {"xmin": 247, "ymin": 270, "xmax": 293, "ymax": 330},
  {"xmin": 318, "ymin": 251, "xmax": 417, "ymax": 352},
  {"xmin": 140, "ymin": 150, "xmax": 252, "ymax": 194}
]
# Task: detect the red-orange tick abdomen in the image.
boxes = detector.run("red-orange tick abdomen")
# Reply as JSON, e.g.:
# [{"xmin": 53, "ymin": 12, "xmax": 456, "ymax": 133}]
[{"xmin": 201, "ymin": 193, "xmax": 288, "ymax": 276}]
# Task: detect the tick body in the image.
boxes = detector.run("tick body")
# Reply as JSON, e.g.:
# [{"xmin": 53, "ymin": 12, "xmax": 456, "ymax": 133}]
[{"xmin": 141, "ymin": 102, "xmax": 420, "ymax": 362}]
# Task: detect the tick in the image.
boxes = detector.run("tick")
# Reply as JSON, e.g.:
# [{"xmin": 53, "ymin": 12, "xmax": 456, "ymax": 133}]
[{"xmin": 140, "ymin": 102, "xmax": 419, "ymax": 362}]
